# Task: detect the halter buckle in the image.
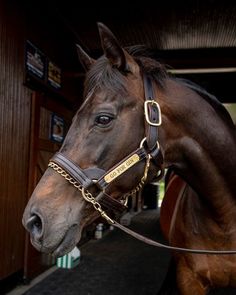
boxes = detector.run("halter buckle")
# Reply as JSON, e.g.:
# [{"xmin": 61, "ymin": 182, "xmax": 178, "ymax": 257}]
[{"xmin": 144, "ymin": 100, "xmax": 162, "ymax": 126}]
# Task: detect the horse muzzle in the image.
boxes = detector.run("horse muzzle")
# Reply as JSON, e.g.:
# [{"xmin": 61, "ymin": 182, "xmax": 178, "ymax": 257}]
[{"xmin": 23, "ymin": 206, "xmax": 81, "ymax": 257}]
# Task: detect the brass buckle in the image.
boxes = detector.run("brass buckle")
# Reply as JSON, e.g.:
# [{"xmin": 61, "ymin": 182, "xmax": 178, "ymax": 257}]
[
  {"xmin": 144, "ymin": 100, "xmax": 162, "ymax": 126},
  {"xmin": 140, "ymin": 137, "xmax": 160, "ymax": 150}
]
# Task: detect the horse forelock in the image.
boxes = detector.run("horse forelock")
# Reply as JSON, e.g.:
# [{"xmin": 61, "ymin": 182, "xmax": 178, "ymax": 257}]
[
  {"xmin": 83, "ymin": 47, "xmax": 167, "ymax": 100},
  {"xmin": 84, "ymin": 56, "xmax": 127, "ymax": 98}
]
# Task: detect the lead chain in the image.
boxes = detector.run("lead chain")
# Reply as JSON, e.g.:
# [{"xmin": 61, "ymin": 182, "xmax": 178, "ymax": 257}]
[
  {"xmin": 48, "ymin": 154, "xmax": 151, "ymax": 224},
  {"xmin": 48, "ymin": 162, "xmax": 114, "ymax": 224},
  {"xmin": 122, "ymin": 154, "xmax": 151, "ymax": 203}
]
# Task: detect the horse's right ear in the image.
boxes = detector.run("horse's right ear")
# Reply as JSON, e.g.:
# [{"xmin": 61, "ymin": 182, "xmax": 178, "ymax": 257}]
[
  {"xmin": 76, "ymin": 44, "xmax": 95, "ymax": 72},
  {"xmin": 97, "ymin": 22, "xmax": 138, "ymax": 74}
]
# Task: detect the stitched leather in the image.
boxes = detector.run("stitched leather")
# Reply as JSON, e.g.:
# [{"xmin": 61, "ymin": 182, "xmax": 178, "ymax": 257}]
[
  {"xmin": 97, "ymin": 147, "xmax": 147, "ymax": 189},
  {"xmin": 143, "ymin": 74, "xmax": 163, "ymax": 166},
  {"xmin": 51, "ymin": 153, "xmax": 93, "ymax": 189}
]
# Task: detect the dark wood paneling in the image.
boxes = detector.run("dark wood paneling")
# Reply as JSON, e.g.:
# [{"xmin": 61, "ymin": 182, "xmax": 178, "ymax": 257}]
[
  {"xmin": 24, "ymin": 92, "xmax": 73, "ymax": 280},
  {"xmin": 0, "ymin": 2, "xmax": 32, "ymax": 279},
  {"xmin": 0, "ymin": 1, "xmax": 81, "ymax": 281}
]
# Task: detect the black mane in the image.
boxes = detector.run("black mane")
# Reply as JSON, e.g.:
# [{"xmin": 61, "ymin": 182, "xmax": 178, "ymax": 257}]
[{"xmin": 176, "ymin": 78, "xmax": 235, "ymax": 128}]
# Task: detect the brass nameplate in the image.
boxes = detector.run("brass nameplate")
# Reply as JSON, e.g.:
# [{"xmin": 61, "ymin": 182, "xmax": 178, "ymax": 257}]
[{"xmin": 104, "ymin": 154, "xmax": 140, "ymax": 184}]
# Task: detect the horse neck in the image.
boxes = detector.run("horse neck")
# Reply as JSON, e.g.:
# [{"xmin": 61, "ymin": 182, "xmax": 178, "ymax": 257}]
[{"xmin": 158, "ymin": 79, "xmax": 236, "ymax": 219}]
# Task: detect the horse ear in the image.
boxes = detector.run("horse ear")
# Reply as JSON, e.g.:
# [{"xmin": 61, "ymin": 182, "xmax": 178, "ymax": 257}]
[
  {"xmin": 76, "ymin": 44, "xmax": 95, "ymax": 71},
  {"xmin": 97, "ymin": 22, "xmax": 130, "ymax": 72}
]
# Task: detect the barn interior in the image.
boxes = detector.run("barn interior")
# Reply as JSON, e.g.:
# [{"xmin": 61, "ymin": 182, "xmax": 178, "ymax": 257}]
[{"xmin": 0, "ymin": 0, "xmax": 236, "ymax": 293}]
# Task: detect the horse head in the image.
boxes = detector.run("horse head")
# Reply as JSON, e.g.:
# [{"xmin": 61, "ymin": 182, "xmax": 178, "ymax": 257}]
[{"xmin": 22, "ymin": 23, "xmax": 165, "ymax": 257}]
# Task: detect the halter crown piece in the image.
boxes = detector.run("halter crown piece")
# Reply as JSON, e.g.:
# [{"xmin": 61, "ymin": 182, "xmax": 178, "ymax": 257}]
[{"xmin": 48, "ymin": 74, "xmax": 236, "ymax": 255}]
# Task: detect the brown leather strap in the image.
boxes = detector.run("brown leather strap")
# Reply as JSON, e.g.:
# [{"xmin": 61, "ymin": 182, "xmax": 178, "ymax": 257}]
[
  {"xmin": 97, "ymin": 147, "xmax": 147, "ymax": 189},
  {"xmin": 113, "ymin": 220, "xmax": 236, "ymax": 255},
  {"xmin": 143, "ymin": 74, "xmax": 163, "ymax": 167},
  {"xmin": 50, "ymin": 152, "xmax": 138, "ymax": 214},
  {"xmin": 51, "ymin": 152, "xmax": 94, "ymax": 189},
  {"xmin": 143, "ymin": 74, "xmax": 159, "ymax": 150}
]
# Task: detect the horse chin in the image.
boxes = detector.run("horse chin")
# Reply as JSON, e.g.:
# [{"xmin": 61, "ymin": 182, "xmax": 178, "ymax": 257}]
[
  {"xmin": 52, "ymin": 225, "xmax": 82, "ymax": 258},
  {"xmin": 53, "ymin": 232, "xmax": 81, "ymax": 258},
  {"xmin": 31, "ymin": 224, "xmax": 82, "ymax": 258}
]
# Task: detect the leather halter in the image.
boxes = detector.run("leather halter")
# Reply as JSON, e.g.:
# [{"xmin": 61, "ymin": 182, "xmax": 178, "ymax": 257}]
[
  {"xmin": 48, "ymin": 74, "xmax": 236, "ymax": 255},
  {"xmin": 50, "ymin": 73, "xmax": 164, "ymax": 214}
]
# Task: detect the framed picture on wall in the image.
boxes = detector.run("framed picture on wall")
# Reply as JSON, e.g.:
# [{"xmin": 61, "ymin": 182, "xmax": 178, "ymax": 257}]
[
  {"xmin": 25, "ymin": 40, "xmax": 46, "ymax": 80},
  {"xmin": 50, "ymin": 114, "xmax": 64, "ymax": 143},
  {"xmin": 47, "ymin": 61, "xmax": 62, "ymax": 89}
]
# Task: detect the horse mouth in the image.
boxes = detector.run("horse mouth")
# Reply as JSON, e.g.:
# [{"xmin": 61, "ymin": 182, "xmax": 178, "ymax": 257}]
[
  {"xmin": 30, "ymin": 224, "xmax": 81, "ymax": 258},
  {"xmin": 51, "ymin": 224, "xmax": 81, "ymax": 257}
]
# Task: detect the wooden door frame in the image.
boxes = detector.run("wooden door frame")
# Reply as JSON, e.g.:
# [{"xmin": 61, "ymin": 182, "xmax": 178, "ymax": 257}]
[{"xmin": 23, "ymin": 91, "xmax": 73, "ymax": 280}]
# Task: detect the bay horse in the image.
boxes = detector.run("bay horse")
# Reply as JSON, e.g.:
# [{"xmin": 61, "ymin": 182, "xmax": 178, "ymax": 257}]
[{"xmin": 22, "ymin": 22, "xmax": 236, "ymax": 295}]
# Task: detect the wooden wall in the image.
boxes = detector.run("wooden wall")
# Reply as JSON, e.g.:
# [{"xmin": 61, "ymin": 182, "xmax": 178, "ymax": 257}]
[
  {"xmin": 0, "ymin": 1, "xmax": 81, "ymax": 280},
  {"xmin": 0, "ymin": 1, "xmax": 32, "ymax": 279}
]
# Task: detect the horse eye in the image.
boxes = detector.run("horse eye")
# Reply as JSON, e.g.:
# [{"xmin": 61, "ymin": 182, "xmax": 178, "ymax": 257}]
[{"xmin": 95, "ymin": 115, "xmax": 113, "ymax": 126}]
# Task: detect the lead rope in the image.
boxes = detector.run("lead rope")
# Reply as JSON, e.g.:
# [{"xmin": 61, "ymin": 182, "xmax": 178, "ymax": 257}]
[{"xmin": 48, "ymin": 161, "xmax": 236, "ymax": 255}]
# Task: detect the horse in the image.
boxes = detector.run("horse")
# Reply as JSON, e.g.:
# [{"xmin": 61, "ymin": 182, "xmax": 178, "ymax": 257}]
[{"xmin": 22, "ymin": 22, "xmax": 236, "ymax": 295}]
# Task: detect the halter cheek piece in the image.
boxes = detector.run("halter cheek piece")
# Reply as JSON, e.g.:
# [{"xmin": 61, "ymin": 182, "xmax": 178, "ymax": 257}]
[{"xmin": 48, "ymin": 74, "xmax": 236, "ymax": 255}]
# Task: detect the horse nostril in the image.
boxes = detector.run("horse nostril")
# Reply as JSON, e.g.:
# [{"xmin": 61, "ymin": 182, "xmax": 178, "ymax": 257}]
[{"xmin": 26, "ymin": 214, "xmax": 43, "ymax": 239}]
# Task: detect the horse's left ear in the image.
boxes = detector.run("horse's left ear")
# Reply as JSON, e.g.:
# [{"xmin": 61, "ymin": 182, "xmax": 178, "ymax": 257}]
[
  {"xmin": 76, "ymin": 44, "xmax": 95, "ymax": 72},
  {"xmin": 97, "ymin": 22, "xmax": 137, "ymax": 73}
]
